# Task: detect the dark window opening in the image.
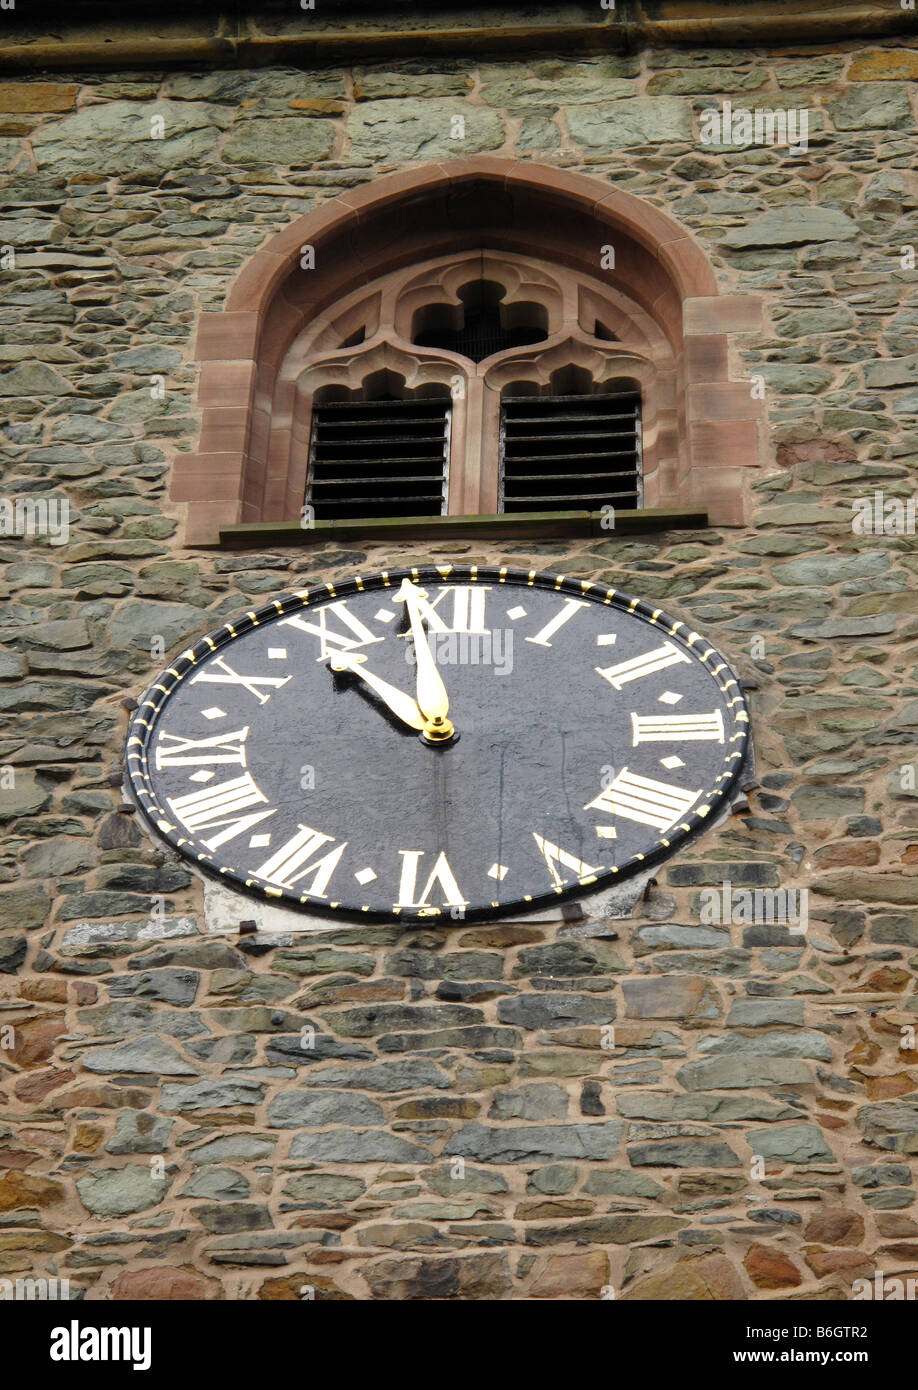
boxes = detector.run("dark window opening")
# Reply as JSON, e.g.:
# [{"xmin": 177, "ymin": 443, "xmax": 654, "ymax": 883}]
[
  {"xmin": 499, "ymin": 390, "xmax": 642, "ymax": 514},
  {"xmin": 306, "ymin": 396, "xmax": 450, "ymax": 521},
  {"xmin": 412, "ymin": 280, "xmax": 548, "ymax": 363},
  {"xmin": 339, "ymin": 326, "xmax": 366, "ymax": 348},
  {"xmin": 594, "ymin": 320, "xmax": 619, "ymax": 342}
]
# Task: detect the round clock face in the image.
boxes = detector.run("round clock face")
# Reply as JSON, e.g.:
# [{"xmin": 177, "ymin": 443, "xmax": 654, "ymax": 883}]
[{"xmin": 126, "ymin": 566, "xmax": 750, "ymax": 924}]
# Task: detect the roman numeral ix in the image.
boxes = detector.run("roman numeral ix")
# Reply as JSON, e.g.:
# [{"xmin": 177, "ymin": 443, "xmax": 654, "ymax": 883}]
[{"xmin": 155, "ymin": 726, "xmax": 250, "ymax": 769}]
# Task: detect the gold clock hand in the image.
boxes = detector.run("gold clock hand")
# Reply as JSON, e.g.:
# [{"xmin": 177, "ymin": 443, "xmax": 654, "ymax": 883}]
[
  {"xmin": 396, "ymin": 578, "xmax": 455, "ymax": 741},
  {"xmin": 327, "ymin": 652, "xmax": 427, "ymax": 732}
]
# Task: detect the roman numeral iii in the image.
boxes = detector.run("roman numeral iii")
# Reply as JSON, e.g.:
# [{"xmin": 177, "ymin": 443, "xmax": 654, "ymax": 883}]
[
  {"xmin": 585, "ymin": 767, "xmax": 701, "ymax": 832},
  {"xmin": 630, "ymin": 711, "xmax": 725, "ymax": 745}
]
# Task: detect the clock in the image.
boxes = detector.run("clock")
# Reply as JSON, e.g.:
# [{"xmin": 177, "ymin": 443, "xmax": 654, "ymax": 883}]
[{"xmin": 125, "ymin": 566, "xmax": 750, "ymax": 924}]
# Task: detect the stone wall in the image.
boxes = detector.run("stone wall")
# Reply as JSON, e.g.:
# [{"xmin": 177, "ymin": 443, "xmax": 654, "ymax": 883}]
[{"xmin": 0, "ymin": 34, "xmax": 916, "ymax": 1301}]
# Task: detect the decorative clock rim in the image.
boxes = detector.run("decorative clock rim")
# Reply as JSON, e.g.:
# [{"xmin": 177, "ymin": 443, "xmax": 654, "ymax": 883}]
[{"xmin": 124, "ymin": 564, "xmax": 752, "ymax": 925}]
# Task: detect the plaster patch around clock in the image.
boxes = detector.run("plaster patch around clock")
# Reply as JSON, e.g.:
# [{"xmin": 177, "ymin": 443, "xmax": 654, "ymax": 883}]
[
  {"xmin": 203, "ymin": 875, "xmax": 318, "ymax": 937},
  {"xmin": 198, "ymin": 862, "xmax": 654, "ymax": 936}
]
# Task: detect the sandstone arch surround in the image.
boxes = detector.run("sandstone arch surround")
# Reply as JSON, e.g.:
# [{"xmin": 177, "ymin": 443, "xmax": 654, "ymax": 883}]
[{"xmin": 174, "ymin": 157, "xmax": 765, "ymax": 545}]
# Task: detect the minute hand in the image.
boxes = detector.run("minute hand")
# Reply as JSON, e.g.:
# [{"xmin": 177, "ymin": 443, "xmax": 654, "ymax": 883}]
[
  {"xmin": 398, "ymin": 579, "xmax": 451, "ymax": 722},
  {"xmin": 328, "ymin": 652, "xmax": 427, "ymax": 731}
]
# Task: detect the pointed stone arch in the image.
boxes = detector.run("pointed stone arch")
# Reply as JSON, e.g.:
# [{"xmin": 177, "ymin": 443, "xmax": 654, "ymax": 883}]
[{"xmin": 174, "ymin": 157, "xmax": 763, "ymax": 543}]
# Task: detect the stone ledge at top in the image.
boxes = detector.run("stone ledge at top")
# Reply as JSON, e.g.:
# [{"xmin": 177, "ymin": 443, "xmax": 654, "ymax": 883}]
[{"xmin": 0, "ymin": 4, "xmax": 914, "ymax": 70}]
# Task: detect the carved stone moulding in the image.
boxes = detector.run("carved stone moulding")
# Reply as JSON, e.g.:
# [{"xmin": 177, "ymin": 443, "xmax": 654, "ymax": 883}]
[{"xmin": 176, "ymin": 158, "xmax": 764, "ymax": 543}]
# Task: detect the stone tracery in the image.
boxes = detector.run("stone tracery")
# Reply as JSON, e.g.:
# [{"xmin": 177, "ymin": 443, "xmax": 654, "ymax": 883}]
[{"xmin": 177, "ymin": 158, "xmax": 764, "ymax": 542}]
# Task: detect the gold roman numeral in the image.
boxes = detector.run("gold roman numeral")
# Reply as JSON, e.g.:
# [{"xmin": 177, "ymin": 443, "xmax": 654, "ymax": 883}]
[
  {"xmin": 525, "ymin": 598, "xmax": 589, "ymax": 649},
  {"xmin": 254, "ymin": 825, "xmax": 347, "ymax": 897},
  {"xmin": 396, "ymin": 850, "xmax": 467, "ymax": 909},
  {"xmin": 155, "ymin": 726, "xmax": 250, "ymax": 769},
  {"xmin": 585, "ymin": 767, "xmax": 701, "ymax": 832},
  {"xmin": 191, "ymin": 657, "xmax": 291, "ymax": 705},
  {"xmin": 280, "ymin": 600, "xmax": 385, "ymax": 660},
  {"xmin": 532, "ymin": 833, "xmax": 599, "ymax": 888},
  {"xmin": 166, "ymin": 772, "xmax": 273, "ymax": 850},
  {"xmin": 596, "ymin": 640, "xmax": 691, "ymax": 690},
  {"xmin": 630, "ymin": 711, "xmax": 725, "ymax": 745},
  {"xmin": 395, "ymin": 583, "xmax": 490, "ymax": 634}
]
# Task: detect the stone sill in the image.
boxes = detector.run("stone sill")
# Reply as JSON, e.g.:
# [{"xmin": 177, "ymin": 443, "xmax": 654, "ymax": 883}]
[
  {"xmin": 217, "ymin": 507, "xmax": 709, "ymax": 549},
  {"xmin": 0, "ymin": 3, "xmax": 910, "ymax": 71}
]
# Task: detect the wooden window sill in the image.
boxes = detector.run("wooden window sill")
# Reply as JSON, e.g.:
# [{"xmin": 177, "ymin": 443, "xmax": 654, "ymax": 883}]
[{"xmin": 217, "ymin": 508, "xmax": 709, "ymax": 549}]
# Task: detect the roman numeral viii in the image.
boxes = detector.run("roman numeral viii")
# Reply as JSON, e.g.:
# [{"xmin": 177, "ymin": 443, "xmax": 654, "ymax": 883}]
[{"xmin": 165, "ymin": 772, "xmax": 273, "ymax": 850}]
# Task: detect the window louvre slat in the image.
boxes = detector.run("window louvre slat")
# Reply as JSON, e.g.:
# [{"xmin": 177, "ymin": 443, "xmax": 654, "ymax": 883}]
[
  {"xmin": 499, "ymin": 392, "xmax": 642, "ymax": 514},
  {"xmin": 307, "ymin": 398, "xmax": 450, "ymax": 520}
]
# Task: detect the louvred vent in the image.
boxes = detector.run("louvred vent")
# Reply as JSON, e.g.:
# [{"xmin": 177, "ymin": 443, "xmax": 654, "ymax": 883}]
[
  {"xmin": 414, "ymin": 307, "xmax": 546, "ymax": 363},
  {"xmin": 499, "ymin": 391, "xmax": 642, "ymax": 513},
  {"xmin": 306, "ymin": 398, "xmax": 450, "ymax": 520}
]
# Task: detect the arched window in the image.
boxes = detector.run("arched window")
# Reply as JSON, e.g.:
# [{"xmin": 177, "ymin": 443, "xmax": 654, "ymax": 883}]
[
  {"xmin": 176, "ymin": 159, "xmax": 763, "ymax": 544},
  {"xmin": 281, "ymin": 249, "xmax": 668, "ymax": 521}
]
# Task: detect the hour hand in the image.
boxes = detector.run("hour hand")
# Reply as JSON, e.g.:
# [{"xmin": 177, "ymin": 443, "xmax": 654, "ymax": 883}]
[
  {"xmin": 396, "ymin": 578, "xmax": 454, "ymax": 741},
  {"xmin": 327, "ymin": 652, "xmax": 427, "ymax": 732}
]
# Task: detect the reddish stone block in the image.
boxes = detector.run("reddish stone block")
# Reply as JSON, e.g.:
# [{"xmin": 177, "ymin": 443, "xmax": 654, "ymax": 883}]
[
  {"xmin": 689, "ymin": 418, "xmax": 761, "ymax": 470},
  {"xmin": 169, "ymin": 453, "xmax": 245, "ymax": 503},
  {"xmin": 744, "ymin": 1243, "xmax": 803, "ymax": 1290},
  {"xmin": 684, "ymin": 333, "xmax": 729, "ymax": 384},
  {"xmin": 684, "ymin": 294, "xmax": 764, "ymax": 336},
  {"xmin": 687, "ymin": 381, "xmax": 763, "ymax": 423},
  {"xmin": 197, "ymin": 360, "xmax": 256, "ymax": 410},
  {"xmin": 110, "ymin": 1266, "xmax": 223, "ymax": 1301},
  {"xmin": 195, "ymin": 311, "xmax": 259, "ymax": 362},
  {"xmin": 19, "ymin": 978, "xmax": 66, "ymax": 1003}
]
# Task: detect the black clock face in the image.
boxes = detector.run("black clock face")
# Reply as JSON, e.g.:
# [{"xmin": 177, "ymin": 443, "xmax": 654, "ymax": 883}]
[{"xmin": 125, "ymin": 566, "xmax": 750, "ymax": 924}]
